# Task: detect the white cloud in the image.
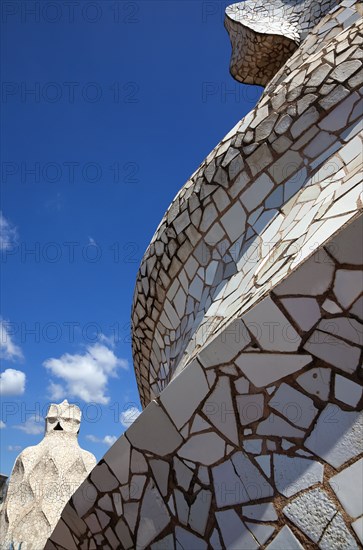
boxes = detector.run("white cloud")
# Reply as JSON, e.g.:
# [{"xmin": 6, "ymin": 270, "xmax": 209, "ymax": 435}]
[
  {"xmin": 15, "ymin": 415, "xmax": 44, "ymax": 435},
  {"xmin": 98, "ymin": 333, "xmax": 116, "ymax": 348},
  {"xmin": 120, "ymin": 406, "xmax": 141, "ymax": 428},
  {"xmin": 103, "ymin": 435, "xmax": 117, "ymax": 446},
  {"xmin": 0, "ymin": 212, "xmax": 18, "ymax": 251},
  {"xmin": 44, "ymin": 343, "xmax": 128, "ymax": 404},
  {"xmin": 0, "ymin": 369, "xmax": 26, "ymax": 396},
  {"xmin": 0, "ymin": 420, "xmax": 5, "ymax": 429},
  {"xmin": 7, "ymin": 445, "xmax": 22, "ymax": 452},
  {"xmin": 47, "ymin": 381, "xmax": 66, "ymax": 401},
  {"xmin": 86, "ymin": 434, "xmax": 117, "ymax": 447},
  {"xmin": 0, "ymin": 320, "xmax": 23, "ymax": 361}
]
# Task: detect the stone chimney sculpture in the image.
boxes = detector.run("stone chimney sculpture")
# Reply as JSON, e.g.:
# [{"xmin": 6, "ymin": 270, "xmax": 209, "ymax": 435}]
[{"xmin": 0, "ymin": 400, "xmax": 96, "ymax": 550}]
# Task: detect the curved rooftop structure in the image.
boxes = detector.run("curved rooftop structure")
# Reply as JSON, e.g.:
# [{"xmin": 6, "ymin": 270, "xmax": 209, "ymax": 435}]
[
  {"xmin": 132, "ymin": 0, "xmax": 348, "ymax": 408},
  {"xmin": 47, "ymin": 1, "xmax": 363, "ymax": 548}
]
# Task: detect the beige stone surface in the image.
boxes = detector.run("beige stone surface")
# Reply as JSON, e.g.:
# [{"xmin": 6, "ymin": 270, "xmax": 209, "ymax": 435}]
[{"xmin": 0, "ymin": 400, "xmax": 96, "ymax": 550}]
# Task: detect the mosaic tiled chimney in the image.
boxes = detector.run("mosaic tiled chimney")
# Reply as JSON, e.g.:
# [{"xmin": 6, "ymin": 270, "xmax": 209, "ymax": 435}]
[
  {"xmin": 46, "ymin": 0, "xmax": 362, "ymax": 548},
  {"xmin": 0, "ymin": 401, "xmax": 96, "ymax": 550}
]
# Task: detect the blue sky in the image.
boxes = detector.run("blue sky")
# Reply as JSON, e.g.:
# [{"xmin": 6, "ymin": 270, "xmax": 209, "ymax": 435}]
[{"xmin": 0, "ymin": 0, "xmax": 262, "ymax": 475}]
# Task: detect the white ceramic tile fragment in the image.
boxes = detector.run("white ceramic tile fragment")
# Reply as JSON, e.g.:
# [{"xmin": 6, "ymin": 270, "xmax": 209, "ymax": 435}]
[
  {"xmin": 235, "ymin": 353, "xmax": 312, "ymax": 387},
  {"xmin": 255, "ymin": 455, "xmax": 271, "ymax": 477},
  {"xmin": 266, "ymin": 526, "xmax": 304, "ymax": 550},
  {"xmin": 267, "ymin": 440, "xmax": 276, "ymax": 451},
  {"xmin": 335, "ymin": 374, "xmax": 363, "ymax": 407},
  {"xmin": 236, "ymin": 393, "xmax": 264, "ymax": 425},
  {"xmin": 243, "ymin": 439, "xmax": 262, "ymax": 454},
  {"xmin": 274, "ymin": 250, "xmax": 335, "ymax": 296},
  {"xmin": 212, "ymin": 458, "xmax": 247, "ymax": 507},
  {"xmin": 175, "ymin": 526, "xmax": 207, "ymax": 550},
  {"xmin": 328, "ymin": 216, "xmax": 363, "ymax": 265},
  {"xmin": 212, "ymin": 452, "xmax": 273, "ymax": 507},
  {"xmin": 178, "ymin": 432, "xmax": 225, "ymax": 466},
  {"xmin": 220, "ymin": 201, "xmax": 247, "ymax": 243},
  {"xmin": 257, "ymin": 415, "xmax": 305, "ymax": 438},
  {"xmin": 318, "ymin": 317, "xmax": 363, "ymax": 346},
  {"xmin": 191, "ymin": 414, "xmax": 211, "ymax": 434},
  {"xmin": 329, "ymin": 458, "xmax": 363, "ymax": 518},
  {"xmin": 270, "ymin": 383, "xmax": 318, "ymax": 428},
  {"xmin": 160, "ymin": 363, "xmax": 209, "ymax": 429},
  {"xmin": 243, "ymin": 297, "xmax": 301, "ymax": 351},
  {"xmin": 127, "ymin": 401, "xmax": 183, "ymax": 456},
  {"xmin": 209, "ymin": 528, "xmax": 223, "ymax": 549},
  {"xmin": 273, "ymin": 454, "xmax": 324, "ymax": 497},
  {"xmin": 151, "ymin": 534, "xmax": 174, "ymax": 550},
  {"xmin": 199, "ymin": 319, "xmax": 250, "ymax": 367},
  {"xmin": 283, "ymin": 489, "xmax": 336, "ymax": 543},
  {"xmin": 242, "ymin": 502, "xmax": 277, "ymax": 522},
  {"xmin": 280, "ymin": 297, "xmax": 321, "ymax": 331},
  {"xmin": 173, "ymin": 457, "xmax": 193, "ymax": 491},
  {"xmin": 202, "ymin": 376, "xmax": 239, "ymax": 444},
  {"xmin": 352, "ymin": 517, "xmax": 363, "ymax": 545},
  {"xmin": 333, "ymin": 269, "xmax": 363, "ymax": 309},
  {"xmin": 297, "ymin": 367, "xmax": 331, "ymax": 400},
  {"xmin": 49, "ymin": 520, "xmax": 78, "ymax": 550},
  {"xmin": 215, "ymin": 509, "xmax": 259, "ymax": 550},
  {"xmin": 234, "ymin": 376, "xmax": 250, "ymax": 394},
  {"xmin": 104, "ymin": 436, "xmax": 131, "ymax": 486},
  {"xmin": 304, "ymin": 331, "xmax": 360, "ymax": 374},
  {"xmin": 91, "ymin": 464, "xmax": 118, "ymax": 492},
  {"xmin": 246, "ymin": 522, "xmax": 275, "ymax": 545},
  {"xmin": 174, "ymin": 489, "xmax": 189, "ymax": 525},
  {"xmin": 322, "ymin": 299, "xmax": 342, "ymax": 314},
  {"xmin": 305, "ymin": 406, "xmax": 363, "ymax": 468},
  {"xmin": 136, "ymin": 480, "xmax": 171, "ymax": 549},
  {"xmin": 188, "ymin": 489, "xmax": 212, "ymax": 535},
  {"xmin": 319, "ymin": 512, "xmax": 359, "ymax": 550}
]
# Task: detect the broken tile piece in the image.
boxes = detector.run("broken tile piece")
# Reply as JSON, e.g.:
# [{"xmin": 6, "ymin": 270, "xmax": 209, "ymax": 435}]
[
  {"xmin": 243, "ymin": 439, "xmax": 262, "ymax": 454},
  {"xmin": 297, "ymin": 368, "xmax": 331, "ymax": 401},
  {"xmin": 304, "ymin": 331, "xmax": 360, "ymax": 374},
  {"xmin": 246, "ymin": 522, "xmax": 275, "ymax": 545},
  {"xmin": 273, "ymin": 454, "xmax": 324, "ymax": 497},
  {"xmin": 202, "ymin": 376, "xmax": 239, "ymax": 444},
  {"xmin": 352, "ymin": 517, "xmax": 363, "ymax": 545},
  {"xmin": 266, "ymin": 526, "xmax": 304, "ymax": 550},
  {"xmin": 257, "ymin": 415, "xmax": 305, "ymax": 438},
  {"xmin": 319, "ymin": 512, "xmax": 359, "ymax": 550},
  {"xmin": 270, "ymin": 383, "xmax": 318, "ymax": 428},
  {"xmin": 333, "ymin": 269, "xmax": 363, "ymax": 309},
  {"xmin": 283, "ymin": 489, "xmax": 336, "ymax": 543},
  {"xmin": 255, "ymin": 455, "xmax": 271, "ymax": 477},
  {"xmin": 329, "ymin": 458, "xmax": 363, "ymax": 519},
  {"xmin": 274, "ymin": 249, "xmax": 335, "ymax": 296},
  {"xmin": 281, "ymin": 297, "xmax": 321, "ymax": 331},
  {"xmin": 212, "ymin": 452, "xmax": 273, "ymax": 507},
  {"xmin": 335, "ymin": 374, "xmax": 363, "ymax": 407},
  {"xmin": 242, "ymin": 502, "xmax": 277, "ymax": 522},
  {"xmin": 178, "ymin": 432, "xmax": 225, "ymax": 466},
  {"xmin": 235, "ymin": 354, "xmax": 312, "ymax": 387},
  {"xmin": 234, "ymin": 376, "xmax": 250, "ymax": 394},
  {"xmin": 305, "ymin": 406, "xmax": 363, "ymax": 468},
  {"xmin": 243, "ymin": 297, "xmax": 301, "ymax": 351},
  {"xmin": 160, "ymin": 362, "xmax": 209, "ymax": 430},
  {"xmin": 175, "ymin": 526, "xmax": 207, "ymax": 550},
  {"xmin": 127, "ymin": 401, "xmax": 183, "ymax": 456},
  {"xmin": 188, "ymin": 489, "xmax": 212, "ymax": 536},
  {"xmin": 215, "ymin": 509, "xmax": 259, "ymax": 550},
  {"xmin": 236, "ymin": 393, "xmax": 265, "ymax": 425},
  {"xmin": 136, "ymin": 480, "xmax": 170, "ymax": 549}
]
